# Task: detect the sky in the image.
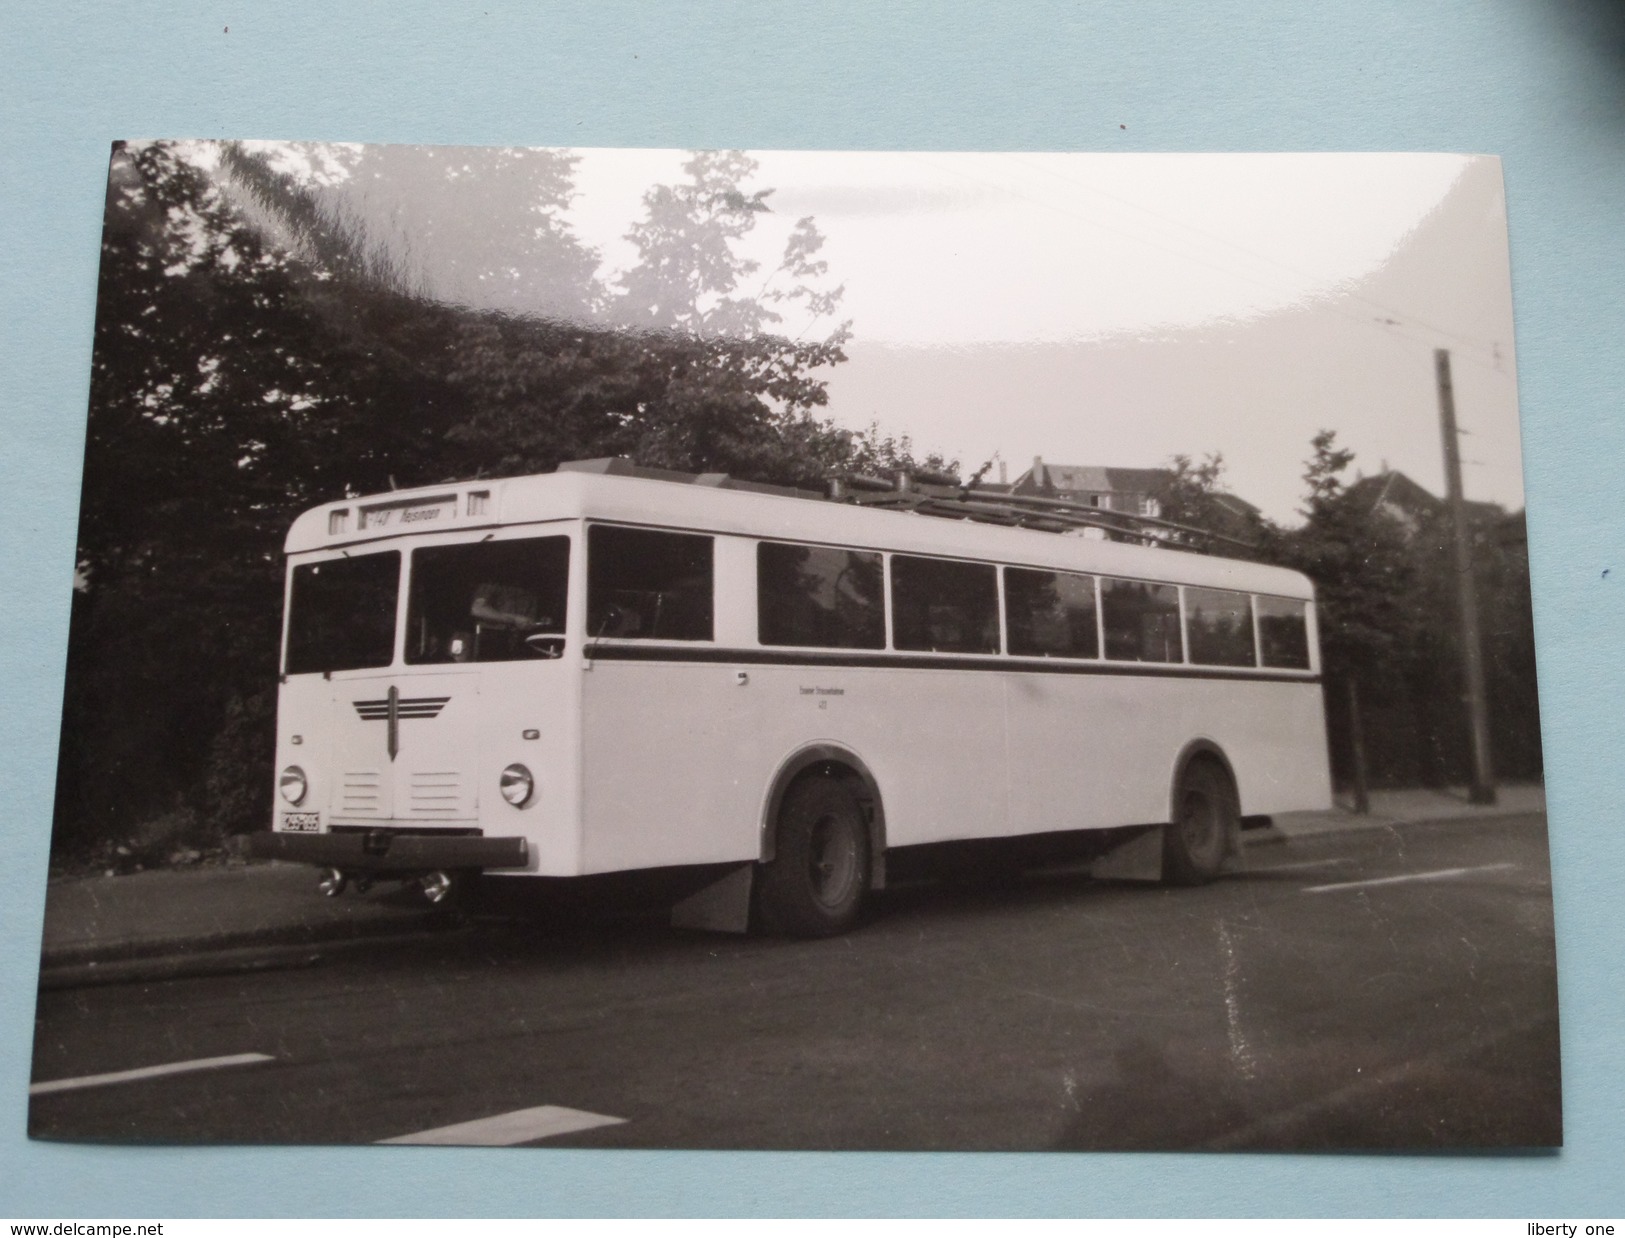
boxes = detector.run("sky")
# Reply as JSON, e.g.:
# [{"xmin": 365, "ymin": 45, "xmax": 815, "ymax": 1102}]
[{"xmin": 247, "ymin": 145, "xmax": 1526, "ymax": 526}]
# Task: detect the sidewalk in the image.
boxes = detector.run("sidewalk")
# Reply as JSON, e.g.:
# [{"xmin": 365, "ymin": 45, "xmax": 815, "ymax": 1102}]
[
  {"xmin": 33, "ymin": 783, "xmax": 1544, "ymax": 984},
  {"xmin": 38, "ymin": 861, "xmax": 444, "ymax": 979},
  {"xmin": 1263, "ymin": 782, "xmax": 1545, "ymax": 840}
]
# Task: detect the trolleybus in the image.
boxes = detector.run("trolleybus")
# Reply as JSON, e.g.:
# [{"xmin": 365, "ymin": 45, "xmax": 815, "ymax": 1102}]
[{"xmin": 252, "ymin": 457, "xmax": 1332, "ymax": 935}]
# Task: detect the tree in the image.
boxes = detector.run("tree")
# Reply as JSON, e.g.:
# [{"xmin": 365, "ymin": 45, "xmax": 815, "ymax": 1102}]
[
  {"xmin": 1271, "ymin": 430, "xmax": 1419, "ymax": 692},
  {"xmin": 1260, "ymin": 429, "xmax": 1547, "ymax": 791},
  {"xmin": 845, "ymin": 423, "xmax": 960, "ymax": 482},
  {"xmin": 616, "ymin": 150, "xmax": 775, "ymax": 337},
  {"xmin": 58, "ymin": 143, "xmax": 602, "ymax": 861},
  {"xmin": 53, "ymin": 143, "xmax": 900, "ymax": 864},
  {"xmin": 1300, "ymin": 429, "xmax": 1354, "ymax": 514},
  {"xmin": 58, "ymin": 141, "xmax": 327, "ymax": 860},
  {"xmin": 215, "ymin": 144, "xmax": 860, "ymax": 490},
  {"xmin": 1150, "ymin": 452, "xmax": 1267, "ymax": 550},
  {"xmin": 603, "ymin": 151, "xmax": 855, "ymax": 485},
  {"xmin": 221, "ymin": 142, "xmax": 604, "ymax": 321}
]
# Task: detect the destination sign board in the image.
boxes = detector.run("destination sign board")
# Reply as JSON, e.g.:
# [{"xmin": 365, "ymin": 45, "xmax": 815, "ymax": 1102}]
[{"xmin": 357, "ymin": 495, "xmax": 460, "ymax": 531}]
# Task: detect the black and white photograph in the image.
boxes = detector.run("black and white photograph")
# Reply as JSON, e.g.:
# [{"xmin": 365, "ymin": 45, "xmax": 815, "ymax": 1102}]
[{"xmin": 30, "ymin": 142, "xmax": 1557, "ymax": 1153}]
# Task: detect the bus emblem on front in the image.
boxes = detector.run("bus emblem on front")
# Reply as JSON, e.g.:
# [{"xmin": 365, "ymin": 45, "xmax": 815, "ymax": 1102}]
[{"xmin": 351, "ymin": 691, "xmax": 451, "ymax": 761}]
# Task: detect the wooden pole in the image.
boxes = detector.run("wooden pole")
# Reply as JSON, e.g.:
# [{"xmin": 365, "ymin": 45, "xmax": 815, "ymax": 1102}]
[
  {"xmin": 1347, "ymin": 677, "xmax": 1371, "ymax": 815},
  {"xmin": 1435, "ymin": 349, "xmax": 1497, "ymax": 805}
]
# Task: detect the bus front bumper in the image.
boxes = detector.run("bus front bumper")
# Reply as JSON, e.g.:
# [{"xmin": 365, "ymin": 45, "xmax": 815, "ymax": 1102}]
[{"xmin": 249, "ymin": 830, "xmax": 529, "ymax": 872}]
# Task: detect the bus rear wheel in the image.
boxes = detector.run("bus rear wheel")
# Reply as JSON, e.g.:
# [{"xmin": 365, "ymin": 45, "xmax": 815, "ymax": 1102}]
[
  {"xmin": 1164, "ymin": 759, "xmax": 1235, "ymax": 886},
  {"xmin": 758, "ymin": 775, "xmax": 871, "ymax": 937}
]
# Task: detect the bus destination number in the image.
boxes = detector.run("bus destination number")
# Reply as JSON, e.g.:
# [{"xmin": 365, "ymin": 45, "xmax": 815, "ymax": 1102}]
[
  {"xmin": 282, "ymin": 812, "xmax": 321, "ymax": 832},
  {"xmin": 361, "ymin": 503, "xmax": 450, "ymax": 530}
]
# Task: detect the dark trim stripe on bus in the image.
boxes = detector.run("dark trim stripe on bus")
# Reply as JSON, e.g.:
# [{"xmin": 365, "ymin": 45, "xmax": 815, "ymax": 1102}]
[{"xmin": 584, "ymin": 643, "xmax": 1319, "ymax": 683}]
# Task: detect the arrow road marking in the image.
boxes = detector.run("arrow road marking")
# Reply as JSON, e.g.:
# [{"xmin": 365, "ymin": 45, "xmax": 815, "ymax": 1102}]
[
  {"xmin": 379, "ymin": 1104, "xmax": 627, "ymax": 1146},
  {"xmin": 1302, "ymin": 862, "xmax": 1515, "ymax": 894},
  {"xmin": 30, "ymin": 1052, "xmax": 275, "ymax": 1096}
]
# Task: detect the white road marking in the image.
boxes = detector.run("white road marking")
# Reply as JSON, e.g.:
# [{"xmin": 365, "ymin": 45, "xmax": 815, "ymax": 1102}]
[
  {"xmin": 1217, "ymin": 921, "xmax": 1257, "ymax": 1080},
  {"xmin": 1243, "ymin": 858, "xmax": 1353, "ymax": 874},
  {"xmin": 30, "ymin": 1052, "xmax": 274, "ymax": 1096},
  {"xmin": 1302, "ymin": 862, "xmax": 1516, "ymax": 894},
  {"xmin": 379, "ymin": 1104, "xmax": 627, "ymax": 1146}
]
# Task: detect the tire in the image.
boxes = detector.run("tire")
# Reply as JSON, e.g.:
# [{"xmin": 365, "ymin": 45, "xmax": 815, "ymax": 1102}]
[
  {"xmin": 1164, "ymin": 758, "xmax": 1236, "ymax": 886},
  {"xmin": 758, "ymin": 775, "xmax": 872, "ymax": 937}
]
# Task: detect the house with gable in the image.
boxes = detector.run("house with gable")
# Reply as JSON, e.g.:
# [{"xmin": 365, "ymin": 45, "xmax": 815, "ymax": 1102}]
[
  {"xmin": 1007, "ymin": 456, "xmax": 1262, "ymax": 537},
  {"xmin": 1344, "ymin": 468, "xmax": 1506, "ymax": 538}
]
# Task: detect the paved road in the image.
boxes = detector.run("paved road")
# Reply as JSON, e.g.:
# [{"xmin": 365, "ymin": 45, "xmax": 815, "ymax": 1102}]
[{"xmin": 29, "ymin": 814, "xmax": 1560, "ymax": 1151}]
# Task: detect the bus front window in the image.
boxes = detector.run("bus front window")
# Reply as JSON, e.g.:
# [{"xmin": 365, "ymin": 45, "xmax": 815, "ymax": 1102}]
[
  {"xmin": 284, "ymin": 551, "xmax": 401, "ymax": 675},
  {"xmin": 406, "ymin": 536, "xmax": 570, "ymax": 664}
]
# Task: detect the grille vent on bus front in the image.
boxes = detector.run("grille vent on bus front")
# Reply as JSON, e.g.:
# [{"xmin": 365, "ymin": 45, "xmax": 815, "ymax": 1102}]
[
  {"xmin": 408, "ymin": 770, "xmax": 464, "ymax": 817},
  {"xmin": 339, "ymin": 770, "xmax": 384, "ymax": 816}
]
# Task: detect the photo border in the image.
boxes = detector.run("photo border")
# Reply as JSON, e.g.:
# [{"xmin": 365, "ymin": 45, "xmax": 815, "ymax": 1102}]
[{"xmin": 2, "ymin": 0, "xmax": 1618, "ymax": 1217}]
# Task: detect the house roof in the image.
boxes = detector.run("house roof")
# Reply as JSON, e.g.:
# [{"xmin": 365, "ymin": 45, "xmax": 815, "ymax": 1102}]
[
  {"xmin": 1014, "ymin": 462, "xmax": 1168, "ymax": 494},
  {"xmin": 1347, "ymin": 470, "xmax": 1439, "ymax": 516},
  {"xmin": 1346, "ymin": 470, "xmax": 1506, "ymax": 523},
  {"xmin": 1212, "ymin": 492, "xmax": 1263, "ymax": 518},
  {"xmin": 1011, "ymin": 460, "xmax": 1260, "ymax": 518}
]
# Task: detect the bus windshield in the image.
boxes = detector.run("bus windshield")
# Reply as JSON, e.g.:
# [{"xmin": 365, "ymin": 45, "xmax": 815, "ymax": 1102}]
[
  {"xmin": 406, "ymin": 535, "xmax": 570, "ymax": 664},
  {"xmin": 284, "ymin": 550, "xmax": 401, "ymax": 675}
]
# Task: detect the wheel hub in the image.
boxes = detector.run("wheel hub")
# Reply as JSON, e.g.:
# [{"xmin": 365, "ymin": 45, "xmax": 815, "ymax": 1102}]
[
  {"xmin": 808, "ymin": 813, "xmax": 858, "ymax": 906},
  {"xmin": 1180, "ymin": 790, "xmax": 1218, "ymax": 853}
]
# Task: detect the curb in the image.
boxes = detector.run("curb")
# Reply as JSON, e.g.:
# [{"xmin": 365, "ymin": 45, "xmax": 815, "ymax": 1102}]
[
  {"xmin": 39, "ymin": 908, "xmax": 454, "ymax": 975},
  {"xmin": 38, "ymin": 927, "xmax": 472, "ymax": 991},
  {"xmin": 1246, "ymin": 802, "xmax": 1544, "ymax": 847}
]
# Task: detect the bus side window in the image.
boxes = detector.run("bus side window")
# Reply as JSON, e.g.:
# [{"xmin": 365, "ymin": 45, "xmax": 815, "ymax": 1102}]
[
  {"xmin": 587, "ymin": 525, "xmax": 714, "ymax": 642},
  {"xmin": 1101, "ymin": 578, "xmax": 1182, "ymax": 663},
  {"xmin": 758, "ymin": 542, "xmax": 885, "ymax": 649},
  {"xmin": 1004, "ymin": 566, "xmax": 1098, "ymax": 659},
  {"xmin": 1257, "ymin": 595, "xmax": 1312, "ymax": 669},
  {"xmin": 1185, "ymin": 586, "xmax": 1256, "ymax": 667},
  {"xmin": 891, "ymin": 555, "xmax": 999, "ymax": 654}
]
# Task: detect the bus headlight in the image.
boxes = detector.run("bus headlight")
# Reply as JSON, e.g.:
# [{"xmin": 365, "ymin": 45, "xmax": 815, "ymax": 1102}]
[
  {"xmin": 499, "ymin": 763, "xmax": 535, "ymax": 808},
  {"xmin": 279, "ymin": 765, "xmax": 308, "ymax": 805}
]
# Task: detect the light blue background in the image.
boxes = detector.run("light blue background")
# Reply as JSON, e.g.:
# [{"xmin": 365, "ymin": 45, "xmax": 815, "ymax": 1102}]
[{"xmin": 3, "ymin": 0, "xmax": 1621, "ymax": 1217}]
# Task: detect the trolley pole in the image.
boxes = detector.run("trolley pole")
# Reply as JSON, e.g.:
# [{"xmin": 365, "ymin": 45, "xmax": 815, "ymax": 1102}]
[{"xmin": 1435, "ymin": 348, "xmax": 1497, "ymax": 805}]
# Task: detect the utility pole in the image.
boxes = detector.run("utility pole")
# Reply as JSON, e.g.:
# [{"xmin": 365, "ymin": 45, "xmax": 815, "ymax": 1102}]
[
  {"xmin": 1347, "ymin": 678, "xmax": 1371, "ymax": 814},
  {"xmin": 1435, "ymin": 348, "xmax": 1496, "ymax": 804}
]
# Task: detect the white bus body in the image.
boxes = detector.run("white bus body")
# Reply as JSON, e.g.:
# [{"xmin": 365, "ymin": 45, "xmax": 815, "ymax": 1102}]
[{"xmin": 256, "ymin": 460, "xmax": 1332, "ymax": 933}]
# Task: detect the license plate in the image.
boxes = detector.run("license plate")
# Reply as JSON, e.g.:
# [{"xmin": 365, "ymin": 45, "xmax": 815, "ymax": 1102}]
[{"xmin": 282, "ymin": 812, "xmax": 321, "ymax": 833}]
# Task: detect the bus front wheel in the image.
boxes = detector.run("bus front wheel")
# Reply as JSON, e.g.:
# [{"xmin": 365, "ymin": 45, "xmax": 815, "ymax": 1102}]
[
  {"xmin": 1164, "ymin": 759, "xmax": 1235, "ymax": 886},
  {"xmin": 758, "ymin": 775, "xmax": 871, "ymax": 937}
]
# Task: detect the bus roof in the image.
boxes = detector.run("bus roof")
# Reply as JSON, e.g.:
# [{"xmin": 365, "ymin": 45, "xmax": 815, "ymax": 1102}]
[{"xmin": 286, "ymin": 463, "xmax": 1315, "ymax": 599}]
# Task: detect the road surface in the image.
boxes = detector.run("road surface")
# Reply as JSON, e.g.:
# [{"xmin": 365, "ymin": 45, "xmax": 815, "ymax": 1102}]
[{"xmin": 29, "ymin": 813, "xmax": 1561, "ymax": 1151}]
